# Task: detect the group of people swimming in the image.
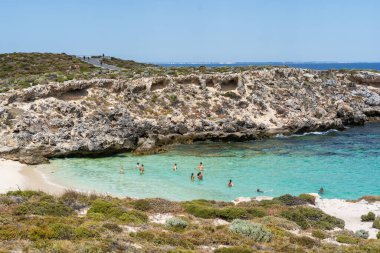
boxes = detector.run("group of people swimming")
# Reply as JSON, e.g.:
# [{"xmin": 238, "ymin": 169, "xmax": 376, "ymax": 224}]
[{"xmin": 120, "ymin": 161, "xmax": 235, "ymax": 187}]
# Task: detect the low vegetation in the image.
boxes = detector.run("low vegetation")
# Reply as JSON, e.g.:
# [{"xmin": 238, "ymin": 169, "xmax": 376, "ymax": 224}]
[{"xmin": 0, "ymin": 191, "xmax": 378, "ymax": 252}]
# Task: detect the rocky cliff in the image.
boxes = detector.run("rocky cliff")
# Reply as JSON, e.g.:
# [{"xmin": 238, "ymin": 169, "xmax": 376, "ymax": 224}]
[{"xmin": 0, "ymin": 68, "xmax": 379, "ymax": 164}]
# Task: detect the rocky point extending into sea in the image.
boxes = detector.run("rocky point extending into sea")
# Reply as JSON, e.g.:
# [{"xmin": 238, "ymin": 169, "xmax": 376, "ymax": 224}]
[{"xmin": 0, "ymin": 67, "xmax": 379, "ymax": 164}]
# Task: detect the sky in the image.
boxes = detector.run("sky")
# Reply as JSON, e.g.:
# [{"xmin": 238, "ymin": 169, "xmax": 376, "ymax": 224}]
[{"xmin": 0, "ymin": 0, "xmax": 379, "ymax": 63}]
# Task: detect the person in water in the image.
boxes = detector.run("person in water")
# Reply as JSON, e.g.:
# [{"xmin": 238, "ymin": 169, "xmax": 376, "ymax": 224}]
[
  {"xmin": 319, "ymin": 187, "xmax": 324, "ymax": 194},
  {"xmin": 191, "ymin": 173, "xmax": 195, "ymax": 181},
  {"xmin": 173, "ymin": 163, "xmax": 177, "ymax": 171},
  {"xmin": 197, "ymin": 172, "xmax": 203, "ymax": 180},
  {"xmin": 119, "ymin": 166, "xmax": 124, "ymax": 174},
  {"xmin": 136, "ymin": 162, "xmax": 140, "ymax": 170},
  {"xmin": 257, "ymin": 189, "xmax": 264, "ymax": 193},
  {"xmin": 199, "ymin": 162, "xmax": 204, "ymax": 171},
  {"xmin": 140, "ymin": 164, "xmax": 145, "ymax": 174},
  {"xmin": 228, "ymin": 179, "xmax": 233, "ymax": 187}
]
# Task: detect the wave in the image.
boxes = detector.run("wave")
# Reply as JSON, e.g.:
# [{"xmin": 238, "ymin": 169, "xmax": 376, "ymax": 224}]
[{"xmin": 276, "ymin": 129, "xmax": 339, "ymax": 138}]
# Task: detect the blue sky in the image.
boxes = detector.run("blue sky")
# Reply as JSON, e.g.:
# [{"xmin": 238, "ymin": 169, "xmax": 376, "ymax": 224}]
[{"xmin": 0, "ymin": 0, "xmax": 379, "ymax": 62}]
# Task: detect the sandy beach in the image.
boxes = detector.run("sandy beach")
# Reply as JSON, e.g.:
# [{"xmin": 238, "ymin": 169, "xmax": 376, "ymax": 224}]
[{"xmin": 0, "ymin": 159, "xmax": 65, "ymax": 195}]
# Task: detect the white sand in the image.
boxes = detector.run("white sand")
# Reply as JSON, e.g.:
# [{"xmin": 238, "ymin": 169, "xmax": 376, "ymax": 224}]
[
  {"xmin": 0, "ymin": 159, "xmax": 65, "ymax": 195},
  {"xmin": 316, "ymin": 196, "xmax": 380, "ymax": 239}
]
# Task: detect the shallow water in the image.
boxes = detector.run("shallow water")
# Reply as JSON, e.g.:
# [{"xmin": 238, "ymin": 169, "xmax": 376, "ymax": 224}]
[{"xmin": 38, "ymin": 123, "xmax": 380, "ymax": 201}]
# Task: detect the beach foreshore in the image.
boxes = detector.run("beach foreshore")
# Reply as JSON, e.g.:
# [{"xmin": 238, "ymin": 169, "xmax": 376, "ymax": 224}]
[
  {"xmin": 1, "ymin": 159, "xmax": 379, "ymax": 238},
  {"xmin": 0, "ymin": 159, "xmax": 65, "ymax": 195}
]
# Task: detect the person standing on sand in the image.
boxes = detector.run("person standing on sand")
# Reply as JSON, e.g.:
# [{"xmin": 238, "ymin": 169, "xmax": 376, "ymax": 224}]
[
  {"xmin": 228, "ymin": 179, "xmax": 233, "ymax": 187},
  {"xmin": 191, "ymin": 173, "xmax": 195, "ymax": 181},
  {"xmin": 199, "ymin": 162, "xmax": 204, "ymax": 171},
  {"xmin": 140, "ymin": 164, "xmax": 145, "ymax": 174},
  {"xmin": 173, "ymin": 163, "xmax": 177, "ymax": 171}
]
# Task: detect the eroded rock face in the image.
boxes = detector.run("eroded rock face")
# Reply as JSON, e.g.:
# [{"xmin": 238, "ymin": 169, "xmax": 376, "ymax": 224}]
[{"xmin": 0, "ymin": 68, "xmax": 379, "ymax": 164}]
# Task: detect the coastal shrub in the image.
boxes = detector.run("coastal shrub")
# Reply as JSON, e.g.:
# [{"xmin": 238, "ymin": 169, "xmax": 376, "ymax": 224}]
[
  {"xmin": 336, "ymin": 234, "xmax": 359, "ymax": 244},
  {"xmin": 132, "ymin": 199, "xmax": 151, "ymax": 211},
  {"xmin": 7, "ymin": 190, "xmax": 46, "ymax": 199},
  {"xmin": 214, "ymin": 246, "xmax": 254, "ymax": 253},
  {"xmin": 355, "ymin": 229, "xmax": 369, "ymax": 239},
  {"xmin": 377, "ymin": 231, "xmax": 380, "ymax": 239},
  {"xmin": 298, "ymin": 194, "xmax": 316, "ymax": 205},
  {"xmin": 87, "ymin": 199, "xmax": 126, "ymax": 220},
  {"xmin": 118, "ymin": 210, "xmax": 148, "ymax": 224},
  {"xmin": 229, "ymin": 219, "xmax": 272, "ymax": 242},
  {"xmin": 217, "ymin": 207, "xmax": 249, "ymax": 221},
  {"xmin": 257, "ymin": 216, "xmax": 300, "ymax": 231},
  {"xmin": 312, "ymin": 229, "xmax": 328, "ymax": 239},
  {"xmin": 246, "ymin": 207, "xmax": 266, "ymax": 218},
  {"xmin": 102, "ymin": 222, "xmax": 123, "ymax": 233},
  {"xmin": 145, "ymin": 198, "xmax": 183, "ymax": 213},
  {"xmin": 182, "ymin": 201, "xmax": 216, "ymax": 219},
  {"xmin": 281, "ymin": 206, "xmax": 344, "ymax": 230},
  {"xmin": 75, "ymin": 226, "xmax": 99, "ymax": 239},
  {"xmin": 14, "ymin": 201, "xmax": 74, "ymax": 217},
  {"xmin": 275, "ymin": 194, "xmax": 307, "ymax": 206},
  {"xmin": 373, "ymin": 218, "xmax": 380, "ymax": 229},
  {"xmin": 50, "ymin": 223, "xmax": 75, "ymax": 240},
  {"xmin": 0, "ymin": 225, "xmax": 28, "ymax": 240},
  {"xmin": 290, "ymin": 235, "xmax": 320, "ymax": 248},
  {"xmin": 59, "ymin": 190, "xmax": 94, "ymax": 210},
  {"xmin": 166, "ymin": 217, "xmax": 188, "ymax": 229},
  {"xmin": 361, "ymin": 211, "xmax": 376, "ymax": 222}
]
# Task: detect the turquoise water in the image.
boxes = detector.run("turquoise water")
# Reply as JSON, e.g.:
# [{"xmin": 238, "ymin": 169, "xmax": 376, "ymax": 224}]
[{"xmin": 38, "ymin": 123, "xmax": 380, "ymax": 201}]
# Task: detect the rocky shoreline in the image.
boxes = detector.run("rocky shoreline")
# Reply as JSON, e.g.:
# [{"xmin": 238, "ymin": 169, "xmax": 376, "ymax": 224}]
[{"xmin": 0, "ymin": 67, "xmax": 379, "ymax": 164}]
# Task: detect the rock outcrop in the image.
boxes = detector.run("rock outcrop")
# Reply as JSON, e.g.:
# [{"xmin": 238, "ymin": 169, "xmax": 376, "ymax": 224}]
[{"xmin": 0, "ymin": 68, "xmax": 379, "ymax": 164}]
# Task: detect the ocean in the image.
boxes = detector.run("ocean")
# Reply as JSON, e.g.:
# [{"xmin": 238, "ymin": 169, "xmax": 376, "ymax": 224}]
[{"xmin": 37, "ymin": 123, "xmax": 380, "ymax": 201}]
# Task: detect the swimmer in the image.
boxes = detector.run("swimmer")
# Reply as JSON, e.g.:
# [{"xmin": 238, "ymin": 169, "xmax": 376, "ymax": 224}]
[
  {"xmin": 173, "ymin": 163, "xmax": 177, "ymax": 171},
  {"xmin": 119, "ymin": 166, "xmax": 124, "ymax": 174},
  {"xmin": 319, "ymin": 187, "xmax": 324, "ymax": 194},
  {"xmin": 228, "ymin": 179, "xmax": 233, "ymax": 187},
  {"xmin": 136, "ymin": 162, "xmax": 140, "ymax": 170},
  {"xmin": 256, "ymin": 189, "xmax": 264, "ymax": 193},
  {"xmin": 191, "ymin": 173, "xmax": 195, "ymax": 181},
  {"xmin": 197, "ymin": 172, "xmax": 203, "ymax": 180},
  {"xmin": 199, "ymin": 162, "xmax": 204, "ymax": 171},
  {"xmin": 140, "ymin": 164, "xmax": 145, "ymax": 174}
]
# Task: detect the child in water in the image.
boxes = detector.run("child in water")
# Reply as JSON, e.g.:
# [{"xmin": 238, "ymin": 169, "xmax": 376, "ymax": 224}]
[
  {"xmin": 173, "ymin": 163, "xmax": 177, "ymax": 171},
  {"xmin": 228, "ymin": 179, "xmax": 233, "ymax": 187},
  {"xmin": 136, "ymin": 162, "xmax": 140, "ymax": 170},
  {"xmin": 140, "ymin": 164, "xmax": 145, "ymax": 174},
  {"xmin": 191, "ymin": 173, "xmax": 195, "ymax": 181},
  {"xmin": 119, "ymin": 166, "xmax": 124, "ymax": 174},
  {"xmin": 199, "ymin": 162, "xmax": 204, "ymax": 171},
  {"xmin": 197, "ymin": 172, "xmax": 203, "ymax": 180}
]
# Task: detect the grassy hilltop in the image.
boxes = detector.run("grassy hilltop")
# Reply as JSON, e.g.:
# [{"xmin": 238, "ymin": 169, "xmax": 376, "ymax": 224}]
[{"xmin": 0, "ymin": 190, "xmax": 379, "ymax": 252}]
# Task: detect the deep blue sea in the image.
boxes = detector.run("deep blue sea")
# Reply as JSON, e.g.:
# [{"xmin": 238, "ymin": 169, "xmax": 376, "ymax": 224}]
[
  {"xmin": 158, "ymin": 62, "xmax": 380, "ymax": 71},
  {"xmin": 37, "ymin": 123, "xmax": 380, "ymax": 201}
]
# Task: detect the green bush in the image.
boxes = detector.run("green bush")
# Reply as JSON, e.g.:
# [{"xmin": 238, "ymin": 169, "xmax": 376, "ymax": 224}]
[
  {"xmin": 373, "ymin": 218, "xmax": 380, "ymax": 229},
  {"xmin": 7, "ymin": 190, "xmax": 46, "ymax": 199},
  {"xmin": 102, "ymin": 223, "xmax": 123, "ymax": 233},
  {"xmin": 290, "ymin": 235, "xmax": 320, "ymax": 248},
  {"xmin": 336, "ymin": 234, "xmax": 359, "ymax": 244},
  {"xmin": 214, "ymin": 246, "xmax": 254, "ymax": 253},
  {"xmin": 59, "ymin": 190, "xmax": 94, "ymax": 210},
  {"xmin": 14, "ymin": 201, "xmax": 74, "ymax": 217},
  {"xmin": 87, "ymin": 199, "xmax": 126, "ymax": 220},
  {"xmin": 75, "ymin": 226, "xmax": 99, "ymax": 239},
  {"xmin": 312, "ymin": 229, "xmax": 327, "ymax": 239},
  {"xmin": 377, "ymin": 231, "xmax": 380, "ymax": 239},
  {"xmin": 298, "ymin": 194, "xmax": 316, "ymax": 205},
  {"xmin": 50, "ymin": 223, "xmax": 75, "ymax": 240},
  {"xmin": 132, "ymin": 199, "xmax": 152, "ymax": 211},
  {"xmin": 246, "ymin": 207, "xmax": 266, "ymax": 217},
  {"xmin": 229, "ymin": 219, "xmax": 272, "ymax": 242},
  {"xmin": 355, "ymin": 229, "xmax": 369, "ymax": 239},
  {"xmin": 361, "ymin": 211, "xmax": 376, "ymax": 222},
  {"xmin": 281, "ymin": 206, "xmax": 344, "ymax": 230},
  {"xmin": 275, "ymin": 194, "xmax": 307, "ymax": 206},
  {"xmin": 217, "ymin": 207, "xmax": 249, "ymax": 221},
  {"xmin": 166, "ymin": 217, "xmax": 188, "ymax": 229},
  {"xmin": 182, "ymin": 201, "xmax": 217, "ymax": 219},
  {"xmin": 183, "ymin": 201, "xmax": 249, "ymax": 221},
  {"xmin": 118, "ymin": 210, "xmax": 148, "ymax": 224}
]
